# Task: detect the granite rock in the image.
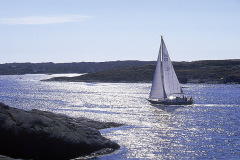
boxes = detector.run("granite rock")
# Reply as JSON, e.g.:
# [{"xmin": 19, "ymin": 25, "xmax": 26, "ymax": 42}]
[{"xmin": 0, "ymin": 102, "xmax": 121, "ymax": 160}]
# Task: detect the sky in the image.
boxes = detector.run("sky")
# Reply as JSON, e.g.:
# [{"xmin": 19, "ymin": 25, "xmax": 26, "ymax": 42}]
[{"xmin": 0, "ymin": 0, "xmax": 239, "ymax": 63}]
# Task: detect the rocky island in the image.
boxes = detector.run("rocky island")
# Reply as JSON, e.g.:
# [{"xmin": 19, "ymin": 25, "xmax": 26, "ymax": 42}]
[{"xmin": 0, "ymin": 102, "xmax": 122, "ymax": 160}]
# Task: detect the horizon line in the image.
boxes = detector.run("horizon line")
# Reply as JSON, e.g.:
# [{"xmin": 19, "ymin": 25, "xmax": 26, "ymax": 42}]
[{"xmin": 1, "ymin": 59, "xmax": 240, "ymax": 64}]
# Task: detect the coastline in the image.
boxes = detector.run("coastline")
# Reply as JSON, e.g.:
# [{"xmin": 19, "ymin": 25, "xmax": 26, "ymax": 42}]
[
  {"xmin": 40, "ymin": 59, "xmax": 240, "ymax": 84},
  {"xmin": 1, "ymin": 60, "xmax": 240, "ymax": 84},
  {"xmin": 0, "ymin": 102, "xmax": 122, "ymax": 160}
]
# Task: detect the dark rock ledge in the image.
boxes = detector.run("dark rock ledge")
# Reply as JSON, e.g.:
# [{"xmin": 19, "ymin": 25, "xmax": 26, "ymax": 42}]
[{"xmin": 0, "ymin": 102, "xmax": 122, "ymax": 160}]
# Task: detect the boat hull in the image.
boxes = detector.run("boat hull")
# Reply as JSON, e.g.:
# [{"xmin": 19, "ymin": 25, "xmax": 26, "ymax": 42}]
[{"xmin": 147, "ymin": 98, "xmax": 193, "ymax": 105}]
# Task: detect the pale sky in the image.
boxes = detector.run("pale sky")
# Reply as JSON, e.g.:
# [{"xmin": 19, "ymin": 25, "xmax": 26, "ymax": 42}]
[{"xmin": 0, "ymin": 0, "xmax": 239, "ymax": 63}]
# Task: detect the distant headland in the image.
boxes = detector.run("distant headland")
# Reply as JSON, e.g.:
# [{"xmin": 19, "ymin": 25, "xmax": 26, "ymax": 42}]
[{"xmin": 1, "ymin": 60, "xmax": 240, "ymax": 84}]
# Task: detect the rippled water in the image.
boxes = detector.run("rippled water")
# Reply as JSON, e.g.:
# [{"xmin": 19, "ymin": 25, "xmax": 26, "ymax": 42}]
[{"xmin": 1, "ymin": 74, "xmax": 240, "ymax": 159}]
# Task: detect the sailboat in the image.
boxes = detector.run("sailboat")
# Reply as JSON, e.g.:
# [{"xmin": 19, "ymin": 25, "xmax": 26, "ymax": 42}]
[{"xmin": 148, "ymin": 36, "xmax": 193, "ymax": 105}]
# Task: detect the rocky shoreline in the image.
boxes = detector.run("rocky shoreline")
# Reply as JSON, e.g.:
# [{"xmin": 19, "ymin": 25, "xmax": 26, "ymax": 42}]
[{"xmin": 0, "ymin": 102, "xmax": 122, "ymax": 160}]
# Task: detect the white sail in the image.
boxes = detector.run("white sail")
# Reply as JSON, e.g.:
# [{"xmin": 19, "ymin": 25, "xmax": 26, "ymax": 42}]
[
  {"xmin": 148, "ymin": 37, "xmax": 193, "ymax": 105},
  {"xmin": 161, "ymin": 38, "xmax": 182, "ymax": 94},
  {"xmin": 149, "ymin": 44, "xmax": 167, "ymax": 100}
]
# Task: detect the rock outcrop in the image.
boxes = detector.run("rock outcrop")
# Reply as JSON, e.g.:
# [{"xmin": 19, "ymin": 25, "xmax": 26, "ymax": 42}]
[{"xmin": 0, "ymin": 102, "xmax": 121, "ymax": 160}]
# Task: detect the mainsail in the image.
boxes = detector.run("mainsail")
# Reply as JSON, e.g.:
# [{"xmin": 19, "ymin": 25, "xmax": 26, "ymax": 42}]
[
  {"xmin": 149, "ymin": 43, "xmax": 167, "ymax": 100},
  {"xmin": 149, "ymin": 36, "xmax": 182, "ymax": 100}
]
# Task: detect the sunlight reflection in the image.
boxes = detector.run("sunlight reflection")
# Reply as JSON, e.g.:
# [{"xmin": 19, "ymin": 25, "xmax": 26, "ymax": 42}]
[{"xmin": 1, "ymin": 75, "xmax": 240, "ymax": 159}]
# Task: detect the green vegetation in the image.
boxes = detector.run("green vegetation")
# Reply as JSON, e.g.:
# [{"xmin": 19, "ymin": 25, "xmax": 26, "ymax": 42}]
[
  {"xmin": 1, "ymin": 60, "xmax": 240, "ymax": 84},
  {"xmin": 47, "ymin": 65, "xmax": 156, "ymax": 83},
  {"xmin": 45, "ymin": 60, "xmax": 240, "ymax": 84},
  {"xmin": 174, "ymin": 60, "xmax": 240, "ymax": 84}
]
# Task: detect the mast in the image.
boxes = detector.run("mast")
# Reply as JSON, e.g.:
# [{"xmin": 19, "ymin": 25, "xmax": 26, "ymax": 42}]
[{"xmin": 161, "ymin": 36, "xmax": 167, "ymax": 99}]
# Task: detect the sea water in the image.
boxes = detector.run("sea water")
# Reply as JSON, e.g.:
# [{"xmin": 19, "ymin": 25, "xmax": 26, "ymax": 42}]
[{"xmin": 0, "ymin": 74, "xmax": 240, "ymax": 160}]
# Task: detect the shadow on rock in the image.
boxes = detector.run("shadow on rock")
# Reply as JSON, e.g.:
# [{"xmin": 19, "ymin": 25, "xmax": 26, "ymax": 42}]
[{"xmin": 0, "ymin": 102, "xmax": 122, "ymax": 160}]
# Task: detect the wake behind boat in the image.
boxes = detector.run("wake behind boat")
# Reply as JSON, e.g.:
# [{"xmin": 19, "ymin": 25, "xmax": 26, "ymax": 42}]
[{"xmin": 148, "ymin": 36, "xmax": 193, "ymax": 105}]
